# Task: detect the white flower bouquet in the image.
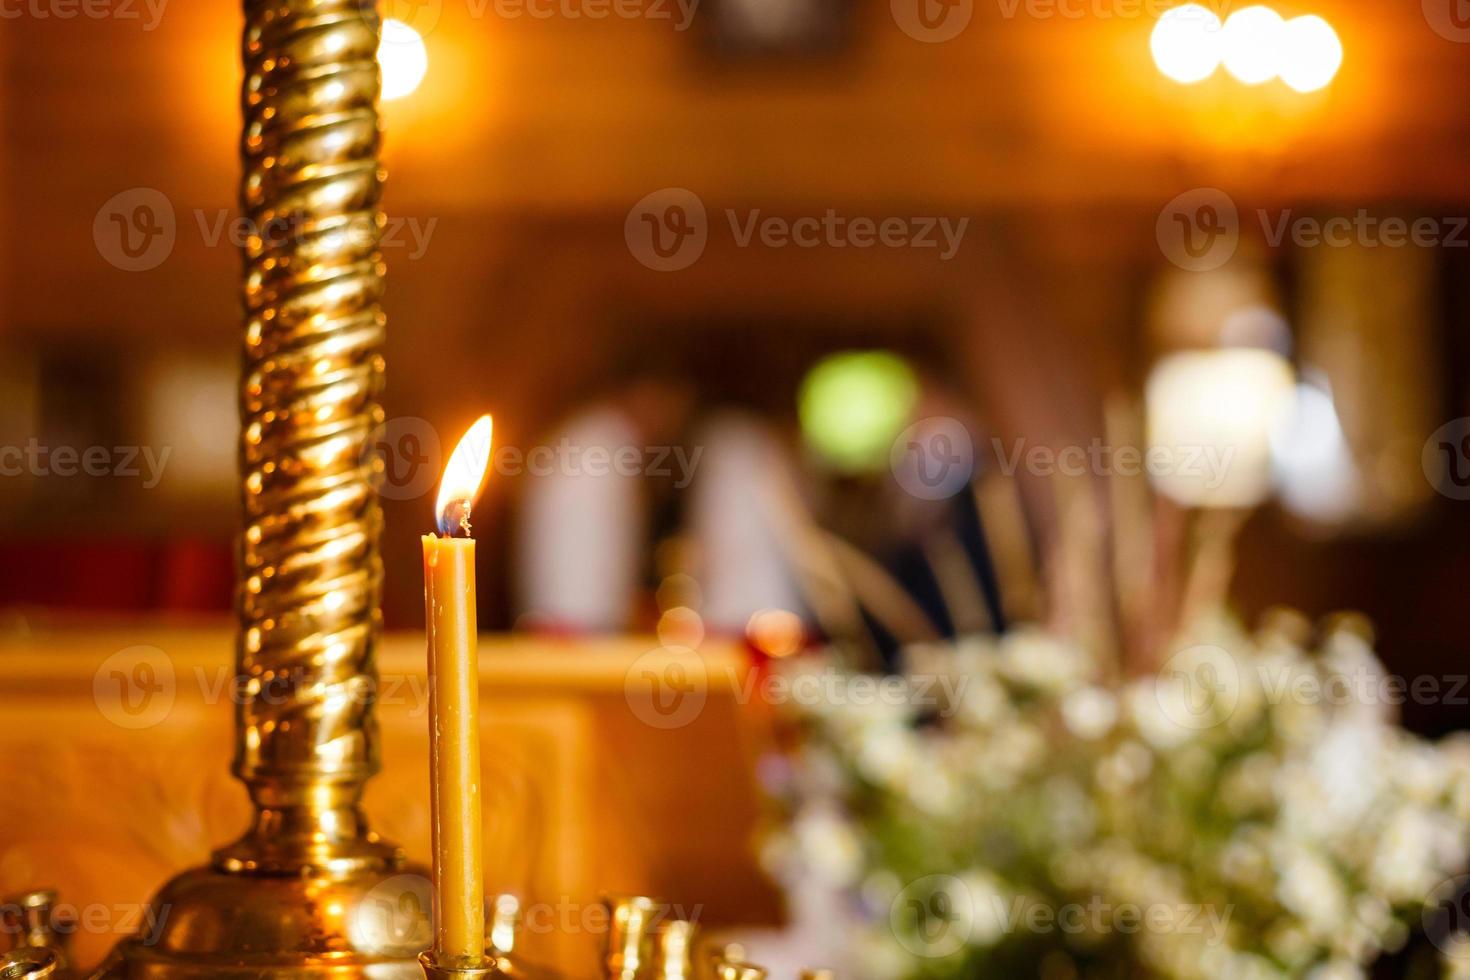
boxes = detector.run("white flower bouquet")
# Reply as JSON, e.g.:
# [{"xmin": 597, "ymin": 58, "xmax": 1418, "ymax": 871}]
[{"xmin": 759, "ymin": 615, "xmax": 1470, "ymax": 980}]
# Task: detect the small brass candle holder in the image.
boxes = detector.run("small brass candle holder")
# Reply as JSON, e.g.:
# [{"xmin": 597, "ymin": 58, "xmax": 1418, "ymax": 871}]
[
  {"xmin": 654, "ymin": 919, "xmax": 697, "ymax": 980},
  {"xmin": 1, "ymin": 891, "xmax": 69, "ymax": 968},
  {"xmin": 713, "ymin": 962, "xmax": 769, "ymax": 980},
  {"xmin": 601, "ymin": 896, "xmax": 660, "ymax": 980},
  {"xmin": 0, "ymin": 948, "xmax": 60, "ymax": 979}
]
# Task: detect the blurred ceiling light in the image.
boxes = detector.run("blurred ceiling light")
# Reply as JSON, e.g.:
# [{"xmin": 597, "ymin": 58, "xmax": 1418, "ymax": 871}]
[
  {"xmin": 379, "ymin": 19, "xmax": 428, "ymax": 101},
  {"xmin": 1150, "ymin": 4, "xmax": 1224, "ymax": 85},
  {"xmin": 1220, "ymin": 5, "xmax": 1286, "ymax": 85},
  {"xmin": 1146, "ymin": 348, "xmax": 1296, "ymax": 509},
  {"xmin": 1279, "ymin": 15, "xmax": 1342, "ymax": 93},
  {"xmin": 798, "ymin": 351, "xmax": 918, "ymax": 473}
]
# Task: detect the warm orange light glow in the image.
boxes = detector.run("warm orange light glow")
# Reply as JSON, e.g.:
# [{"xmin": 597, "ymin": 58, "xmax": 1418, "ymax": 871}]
[
  {"xmin": 1279, "ymin": 15, "xmax": 1342, "ymax": 93},
  {"xmin": 435, "ymin": 415, "xmax": 493, "ymax": 536},
  {"xmin": 1220, "ymin": 6, "xmax": 1285, "ymax": 85},
  {"xmin": 746, "ymin": 608, "xmax": 805, "ymax": 658},
  {"xmin": 379, "ymin": 19, "xmax": 428, "ymax": 101},
  {"xmin": 1153, "ymin": 3, "xmax": 1343, "ymax": 93},
  {"xmin": 657, "ymin": 606, "xmax": 706, "ymax": 649},
  {"xmin": 1150, "ymin": 4, "xmax": 1223, "ymax": 85}
]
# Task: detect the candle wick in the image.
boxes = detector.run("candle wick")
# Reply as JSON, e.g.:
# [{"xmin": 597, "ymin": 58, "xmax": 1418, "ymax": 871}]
[{"xmin": 440, "ymin": 498, "xmax": 473, "ymax": 538}]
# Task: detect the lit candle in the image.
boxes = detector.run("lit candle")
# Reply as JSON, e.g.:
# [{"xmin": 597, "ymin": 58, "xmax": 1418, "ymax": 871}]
[{"xmin": 424, "ymin": 415, "xmax": 494, "ymax": 966}]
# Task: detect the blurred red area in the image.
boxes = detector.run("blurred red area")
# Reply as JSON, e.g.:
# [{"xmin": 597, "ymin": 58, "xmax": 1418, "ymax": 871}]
[{"xmin": 0, "ymin": 539, "xmax": 232, "ymax": 612}]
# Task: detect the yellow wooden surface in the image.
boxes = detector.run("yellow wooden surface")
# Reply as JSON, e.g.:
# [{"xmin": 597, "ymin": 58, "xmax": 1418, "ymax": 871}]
[{"xmin": 0, "ymin": 625, "xmax": 782, "ymax": 974}]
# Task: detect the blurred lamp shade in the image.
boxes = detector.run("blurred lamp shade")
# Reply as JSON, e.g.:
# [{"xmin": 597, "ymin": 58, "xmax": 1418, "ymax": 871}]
[{"xmin": 1145, "ymin": 348, "xmax": 1296, "ymax": 508}]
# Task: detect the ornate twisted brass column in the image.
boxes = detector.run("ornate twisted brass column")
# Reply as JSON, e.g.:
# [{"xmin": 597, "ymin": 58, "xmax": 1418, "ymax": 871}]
[
  {"xmin": 89, "ymin": 2, "xmax": 433, "ymax": 976},
  {"xmin": 217, "ymin": 0, "xmax": 393, "ymax": 876}
]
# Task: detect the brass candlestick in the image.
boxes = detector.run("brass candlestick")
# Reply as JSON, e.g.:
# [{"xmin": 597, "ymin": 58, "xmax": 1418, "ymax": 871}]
[
  {"xmin": 86, "ymin": 0, "xmax": 431, "ymax": 976},
  {"xmin": 1, "ymin": 4, "xmax": 840, "ymax": 979}
]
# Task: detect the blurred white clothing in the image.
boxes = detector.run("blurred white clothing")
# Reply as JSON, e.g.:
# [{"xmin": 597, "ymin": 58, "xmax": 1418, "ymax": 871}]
[
  {"xmin": 689, "ymin": 413, "xmax": 806, "ymax": 633},
  {"xmin": 517, "ymin": 406, "xmax": 643, "ymax": 631}
]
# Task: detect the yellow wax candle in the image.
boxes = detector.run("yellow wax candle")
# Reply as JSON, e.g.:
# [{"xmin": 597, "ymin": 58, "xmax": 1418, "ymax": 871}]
[
  {"xmin": 424, "ymin": 532, "xmax": 484, "ymax": 961},
  {"xmin": 425, "ymin": 415, "xmax": 494, "ymax": 964}
]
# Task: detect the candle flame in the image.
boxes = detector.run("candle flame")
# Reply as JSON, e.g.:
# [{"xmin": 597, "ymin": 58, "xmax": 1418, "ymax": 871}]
[{"xmin": 435, "ymin": 415, "xmax": 493, "ymax": 537}]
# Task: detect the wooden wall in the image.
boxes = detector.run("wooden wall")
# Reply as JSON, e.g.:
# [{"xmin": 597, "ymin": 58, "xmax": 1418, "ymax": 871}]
[{"xmin": 2, "ymin": 1, "xmax": 1469, "ymax": 630}]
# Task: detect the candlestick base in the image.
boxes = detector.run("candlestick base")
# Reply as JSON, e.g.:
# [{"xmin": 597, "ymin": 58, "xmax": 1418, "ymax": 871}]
[
  {"xmin": 87, "ymin": 861, "xmax": 434, "ymax": 979},
  {"xmin": 416, "ymin": 951, "xmax": 500, "ymax": 980},
  {"xmin": 415, "ymin": 949, "xmax": 563, "ymax": 980}
]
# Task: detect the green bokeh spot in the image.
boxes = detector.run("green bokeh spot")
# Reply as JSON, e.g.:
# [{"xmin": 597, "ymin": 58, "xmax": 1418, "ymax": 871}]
[{"xmin": 798, "ymin": 350, "xmax": 918, "ymax": 473}]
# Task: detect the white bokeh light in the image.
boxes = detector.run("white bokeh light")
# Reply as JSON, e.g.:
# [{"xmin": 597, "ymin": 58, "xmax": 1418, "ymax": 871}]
[
  {"xmin": 1279, "ymin": 15, "xmax": 1343, "ymax": 93},
  {"xmin": 1151, "ymin": 4, "xmax": 1225, "ymax": 84},
  {"xmin": 1221, "ymin": 5, "xmax": 1286, "ymax": 85},
  {"xmin": 1270, "ymin": 375, "xmax": 1359, "ymax": 524},
  {"xmin": 1146, "ymin": 348, "xmax": 1297, "ymax": 509},
  {"xmin": 378, "ymin": 19, "xmax": 428, "ymax": 102}
]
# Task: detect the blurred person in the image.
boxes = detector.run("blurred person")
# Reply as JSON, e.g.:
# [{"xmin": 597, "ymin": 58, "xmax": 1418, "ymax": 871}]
[
  {"xmin": 686, "ymin": 410, "xmax": 809, "ymax": 634},
  {"xmin": 514, "ymin": 365, "xmax": 694, "ymax": 633},
  {"xmin": 884, "ymin": 371, "xmax": 1014, "ymax": 639},
  {"xmin": 799, "ymin": 358, "xmax": 1025, "ymax": 667}
]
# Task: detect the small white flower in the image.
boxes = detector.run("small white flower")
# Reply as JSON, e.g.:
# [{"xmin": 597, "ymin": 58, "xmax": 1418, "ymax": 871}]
[
  {"xmin": 1219, "ymin": 949, "xmax": 1287, "ymax": 980},
  {"xmin": 955, "ymin": 672, "xmax": 1013, "ymax": 728},
  {"xmin": 1276, "ymin": 849, "xmax": 1347, "ymax": 939},
  {"xmin": 906, "ymin": 764, "xmax": 957, "ymax": 815},
  {"xmin": 1043, "ymin": 776, "xmax": 1097, "ymax": 846},
  {"xmin": 1304, "ymin": 959, "xmax": 1365, "ymax": 980},
  {"xmin": 1368, "ymin": 805, "xmax": 1468, "ymax": 903},
  {"xmin": 1096, "ymin": 740, "xmax": 1155, "ymax": 793},
  {"xmin": 855, "ymin": 724, "xmax": 919, "ymax": 788},
  {"xmin": 998, "ymin": 629, "xmax": 1090, "ymax": 693},
  {"xmin": 1127, "ymin": 682, "xmax": 1198, "ymax": 750},
  {"xmin": 793, "ymin": 805, "xmax": 864, "ymax": 888},
  {"xmin": 958, "ymin": 870, "xmax": 1010, "ymax": 946},
  {"xmin": 1062, "ymin": 686, "xmax": 1119, "ymax": 740}
]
